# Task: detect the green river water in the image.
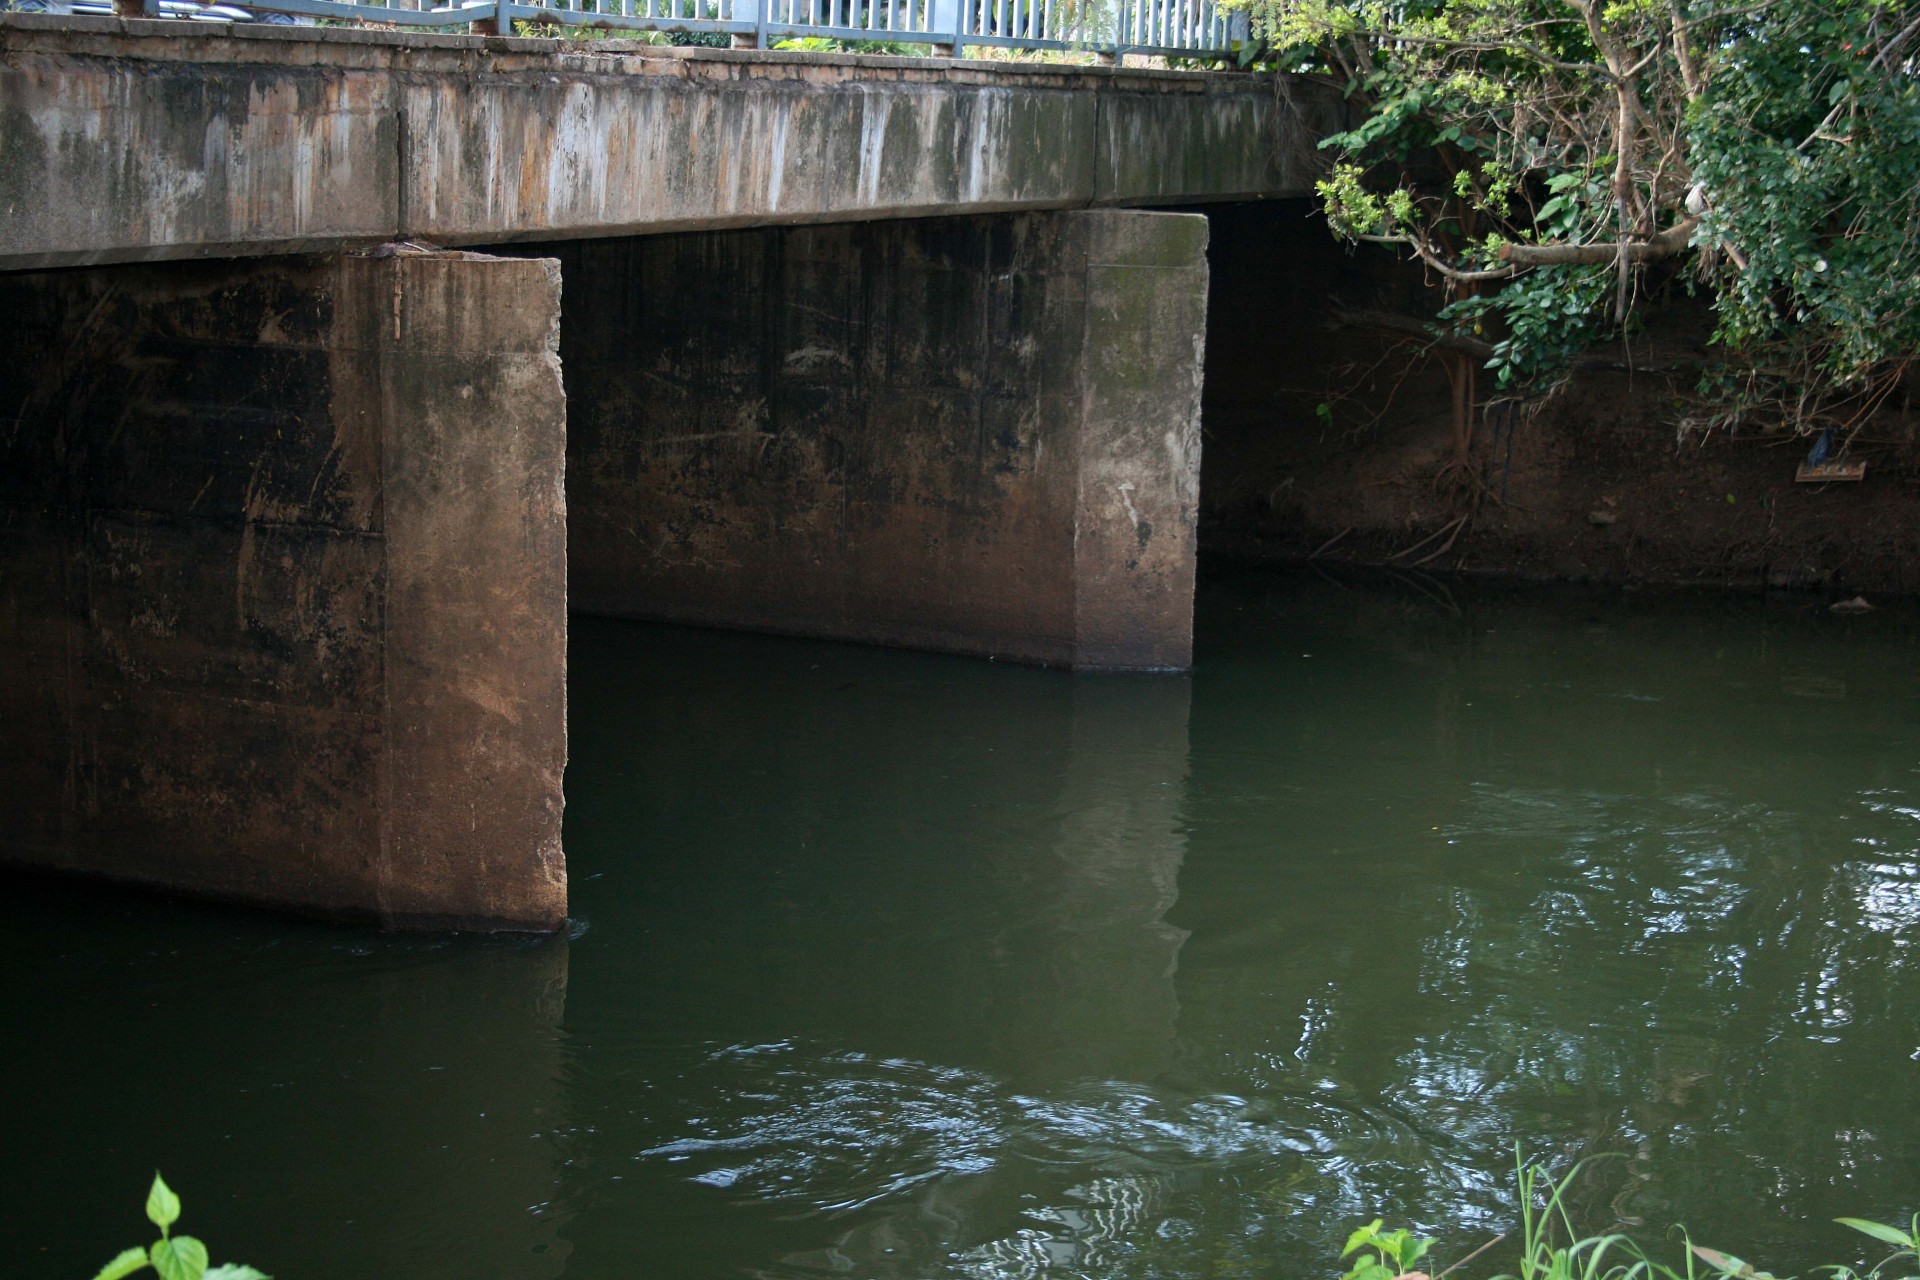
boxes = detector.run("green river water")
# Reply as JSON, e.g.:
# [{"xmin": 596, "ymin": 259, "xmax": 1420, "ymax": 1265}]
[{"xmin": 6, "ymin": 569, "xmax": 1920, "ymax": 1279}]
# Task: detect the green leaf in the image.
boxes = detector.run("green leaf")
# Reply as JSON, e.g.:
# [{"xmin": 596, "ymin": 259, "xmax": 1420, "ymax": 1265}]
[
  {"xmin": 1690, "ymin": 1244, "xmax": 1746, "ymax": 1274},
  {"xmin": 90, "ymin": 1247, "xmax": 152, "ymax": 1280},
  {"xmin": 1836, "ymin": 1219, "xmax": 1915, "ymax": 1249},
  {"xmin": 146, "ymin": 1174, "xmax": 181, "ymax": 1234},
  {"xmin": 203, "ymin": 1267, "xmax": 271, "ymax": 1280},
  {"xmin": 1344, "ymin": 1221, "xmax": 1387, "ymax": 1258},
  {"xmin": 151, "ymin": 1235, "xmax": 210, "ymax": 1280}
]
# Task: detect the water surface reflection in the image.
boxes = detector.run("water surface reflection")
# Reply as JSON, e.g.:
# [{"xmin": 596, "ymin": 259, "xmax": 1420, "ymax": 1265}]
[{"xmin": 5, "ymin": 573, "xmax": 1920, "ymax": 1279}]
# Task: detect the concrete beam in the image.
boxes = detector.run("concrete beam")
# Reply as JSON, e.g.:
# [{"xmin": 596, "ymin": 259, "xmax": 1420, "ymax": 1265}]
[
  {"xmin": 554, "ymin": 209, "xmax": 1206, "ymax": 670},
  {"xmin": 0, "ymin": 248, "xmax": 568, "ymax": 929},
  {"xmin": 0, "ymin": 17, "xmax": 1342, "ymax": 270}
]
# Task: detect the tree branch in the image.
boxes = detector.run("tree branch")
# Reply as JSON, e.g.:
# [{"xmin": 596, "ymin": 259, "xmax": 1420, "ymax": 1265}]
[
  {"xmin": 1497, "ymin": 217, "xmax": 1699, "ymax": 265},
  {"xmin": 1355, "ymin": 233, "xmax": 1522, "ymax": 283}
]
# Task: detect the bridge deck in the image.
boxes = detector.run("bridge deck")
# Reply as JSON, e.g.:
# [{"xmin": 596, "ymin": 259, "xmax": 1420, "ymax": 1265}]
[{"xmin": 0, "ymin": 16, "xmax": 1337, "ymax": 270}]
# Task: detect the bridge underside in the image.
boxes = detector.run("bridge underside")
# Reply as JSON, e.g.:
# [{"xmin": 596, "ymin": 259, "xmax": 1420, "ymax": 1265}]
[{"xmin": 0, "ymin": 207, "xmax": 1209, "ymax": 929}]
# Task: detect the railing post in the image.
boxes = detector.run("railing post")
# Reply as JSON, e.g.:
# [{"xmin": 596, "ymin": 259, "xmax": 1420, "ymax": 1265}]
[
  {"xmin": 930, "ymin": 0, "xmax": 962, "ymax": 57},
  {"xmin": 1092, "ymin": 0, "xmax": 1119, "ymax": 63},
  {"xmin": 468, "ymin": 0, "xmax": 504, "ymax": 34},
  {"xmin": 1226, "ymin": 5, "xmax": 1248, "ymax": 53},
  {"xmin": 730, "ymin": 0, "xmax": 761, "ymax": 48}
]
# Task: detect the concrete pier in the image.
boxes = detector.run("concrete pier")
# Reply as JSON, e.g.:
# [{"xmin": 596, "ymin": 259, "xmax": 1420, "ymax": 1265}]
[
  {"xmin": 551, "ymin": 208, "xmax": 1207, "ymax": 669},
  {"xmin": 0, "ymin": 248, "xmax": 568, "ymax": 929}
]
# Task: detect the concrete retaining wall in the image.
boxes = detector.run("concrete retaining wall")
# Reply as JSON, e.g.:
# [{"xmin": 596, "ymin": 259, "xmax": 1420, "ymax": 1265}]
[
  {"xmin": 0, "ymin": 17, "xmax": 1341, "ymax": 270},
  {"xmin": 0, "ymin": 248, "xmax": 569, "ymax": 929}
]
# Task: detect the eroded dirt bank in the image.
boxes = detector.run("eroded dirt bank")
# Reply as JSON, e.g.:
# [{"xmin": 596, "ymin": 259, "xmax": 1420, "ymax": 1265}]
[{"xmin": 1199, "ymin": 200, "xmax": 1920, "ymax": 600}]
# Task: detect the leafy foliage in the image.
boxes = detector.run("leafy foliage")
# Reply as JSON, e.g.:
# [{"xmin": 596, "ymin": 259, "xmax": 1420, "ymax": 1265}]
[
  {"xmin": 1339, "ymin": 1154, "xmax": 1920, "ymax": 1280},
  {"xmin": 89, "ymin": 1174, "xmax": 268, "ymax": 1280},
  {"xmin": 1234, "ymin": 0, "xmax": 1920, "ymax": 433},
  {"xmin": 1344, "ymin": 1218, "xmax": 1436, "ymax": 1280}
]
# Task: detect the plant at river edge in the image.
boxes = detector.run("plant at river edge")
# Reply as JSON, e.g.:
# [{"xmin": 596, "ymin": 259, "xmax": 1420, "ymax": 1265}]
[
  {"xmin": 1341, "ymin": 1153, "xmax": 1919, "ymax": 1280},
  {"xmin": 90, "ymin": 1174, "xmax": 267, "ymax": 1280},
  {"xmin": 1230, "ymin": 0, "xmax": 1920, "ymax": 448}
]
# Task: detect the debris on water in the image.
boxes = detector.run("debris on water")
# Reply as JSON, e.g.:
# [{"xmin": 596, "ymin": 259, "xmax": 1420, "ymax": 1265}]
[
  {"xmin": 1782, "ymin": 673, "xmax": 1848, "ymax": 699},
  {"xmin": 1796, "ymin": 460, "xmax": 1867, "ymax": 483},
  {"xmin": 1830, "ymin": 595, "xmax": 1876, "ymax": 614}
]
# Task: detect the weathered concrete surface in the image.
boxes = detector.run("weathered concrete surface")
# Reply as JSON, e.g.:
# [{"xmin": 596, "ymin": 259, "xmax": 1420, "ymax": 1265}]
[
  {"xmin": 548, "ymin": 208, "xmax": 1205, "ymax": 669},
  {"xmin": 0, "ymin": 248, "xmax": 568, "ymax": 928},
  {"xmin": 1071, "ymin": 211, "xmax": 1209, "ymax": 669},
  {"xmin": 0, "ymin": 16, "xmax": 1341, "ymax": 270}
]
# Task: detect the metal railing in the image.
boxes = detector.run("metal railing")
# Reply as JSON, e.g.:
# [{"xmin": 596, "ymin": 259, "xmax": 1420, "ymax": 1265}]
[{"xmin": 66, "ymin": 0, "xmax": 1247, "ymax": 58}]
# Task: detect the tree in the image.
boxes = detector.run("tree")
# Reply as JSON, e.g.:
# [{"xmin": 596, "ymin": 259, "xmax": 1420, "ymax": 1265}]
[{"xmin": 1246, "ymin": 0, "xmax": 1920, "ymax": 455}]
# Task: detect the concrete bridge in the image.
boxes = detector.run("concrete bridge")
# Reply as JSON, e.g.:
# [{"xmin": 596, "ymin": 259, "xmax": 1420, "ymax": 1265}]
[{"xmin": 0, "ymin": 17, "xmax": 1336, "ymax": 929}]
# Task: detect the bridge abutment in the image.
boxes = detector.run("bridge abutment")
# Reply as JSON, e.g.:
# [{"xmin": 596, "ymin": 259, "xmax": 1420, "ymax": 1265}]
[
  {"xmin": 0, "ymin": 248, "xmax": 568, "ymax": 930},
  {"xmin": 552, "ymin": 208, "xmax": 1207, "ymax": 670}
]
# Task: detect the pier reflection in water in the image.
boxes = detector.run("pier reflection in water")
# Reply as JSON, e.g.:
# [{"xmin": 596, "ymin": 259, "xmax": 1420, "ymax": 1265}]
[{"xmin": 4, "ymin": 571, "xmax": 1920, "ymax": 1280}]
